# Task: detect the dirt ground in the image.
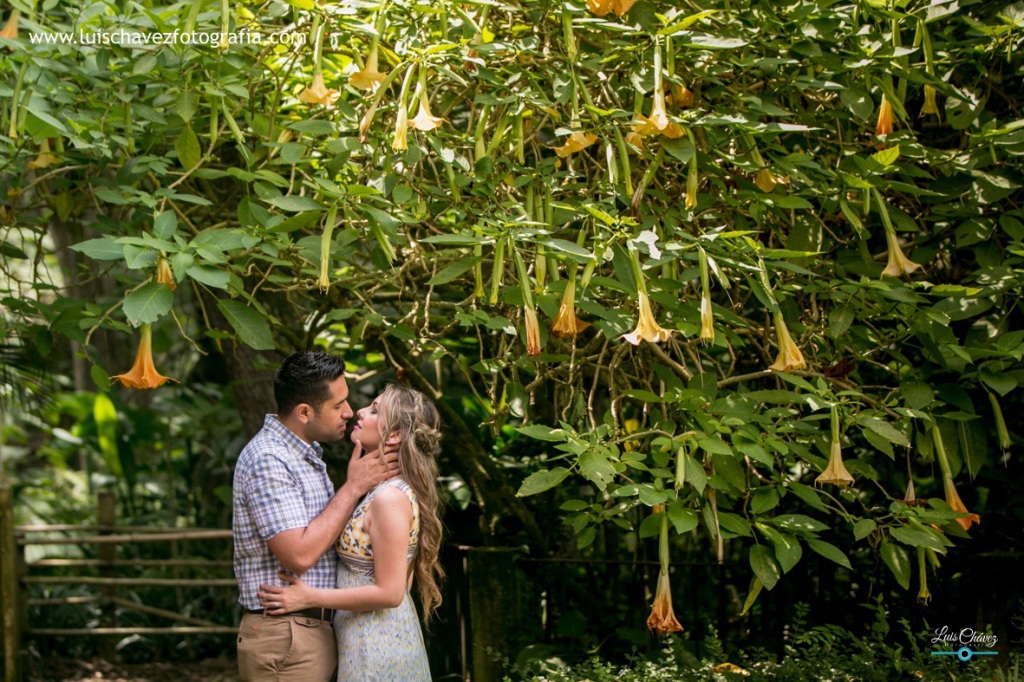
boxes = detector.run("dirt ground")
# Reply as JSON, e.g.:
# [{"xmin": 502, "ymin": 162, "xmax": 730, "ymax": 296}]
[{"xmin": 27, "ymin": 656, "xmax": 238, "ymax": 682}]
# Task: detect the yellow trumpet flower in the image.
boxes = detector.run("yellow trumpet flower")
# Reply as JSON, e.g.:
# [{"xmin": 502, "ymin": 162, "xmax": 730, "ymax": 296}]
[
  {"xmin": 392, "ymin": 105, "xmax": 409, "ymax": 151},
  {"xmin": 624, "ymin": 130, "xmax": 647, "ymax": 153},
  {"xmin": 699, "ymin": 292, "xmax": 714, "ymax": 344},
  {"xmin": 647, "ymin": 570, "xmax": 683, "ymax": 634},
  {"xmin": 27, "ymin": 152, "xmax": 60, "ymax": 170},
  {"xmin": 648, "ymin": 510, "xmax": 683, "ymax": 634},
  {"xmin": 550, "ymin": 278, "xmax": 591, "ymax": 338},
  {"xmin": 880, "ymin": 229, "xmax": 922, "ymax": 278},
  {"xmin": 916, "ymin": 547, "xmax": 932, "ymax": 605},
  {"xmin": 685, "ymin": 157, "xmax": 698, "ymax": 209},
  {"xmin": 816, "ymin": 439, "xmax": 855, "ymax": 487},
  {"xmin": 155, "ymin": 257, "xmax": 176, "ymax": 291},
  {"xmin": 111, "ymin": 324, "xmax": 178, "ymax": 389},
  {"xmin": 669, "ymin": 83, "xmax": 694, "ymax": 108},
  {"xmin": 524, "ymin": 306, "xmax": 541, "ymax": 356},
  {"xmin": 768, "ymin": 312, "xmax": 806, "ymax": 372},
  {"xmin": 754, "ymin": 168, "xmax": 789, "ymax": 193},
  {"xmin": 358, "ymin": 99, "xmax": 380, "ymax": 143},
  {"xmin": 587, "ymin": 0, "xmax": 637, "ymax": 17},
  {"xmin": 875, "ymin": 95, "xmax": 894, "ymax": 137},
  {"xmin": 632, "ymin": 89, "xmax": 684, "ymax": 140},
  {"xmin": 944, "ymin": 476, "xmax": 980, "ymax": 531},
  {"xmin": 409, "ymin": 92, "xmax": 444, "ymax": 132},
  {"xmin": 920, "ymin": 85, "xmax": 939, "ymax": 117},
  {"xmin": 298, "ymin": 73, "xmax": 339, "ymax": 106},
  {"xmin": 349, "ymin": 46, "xmax": 387, "ymax": 91},
  {"xmin": 554, "ymin": 129, "xmax": 597, "ymax": 158},
  {"xmin": 623, "ymin": 291, "xmax": 673, "ymax": 345},
  {"xmin": 933, "ymin": 425, "xmax": 980, "ymax": 531},
  {"xmin": 0, "ymin": 10, "xmax": 19, "ymax": 41}
]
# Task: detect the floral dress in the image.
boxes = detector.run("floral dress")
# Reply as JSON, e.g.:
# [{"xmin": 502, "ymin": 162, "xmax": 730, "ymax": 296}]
[{"xmin": 334, "ymin": 478, "xmax": 430, "ymax": 682}]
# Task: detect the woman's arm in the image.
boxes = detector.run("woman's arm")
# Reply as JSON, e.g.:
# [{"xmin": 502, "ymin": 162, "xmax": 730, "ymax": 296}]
[{"xmin": 258, "ymin": 486, "xmax": 413, "ymax": 612}]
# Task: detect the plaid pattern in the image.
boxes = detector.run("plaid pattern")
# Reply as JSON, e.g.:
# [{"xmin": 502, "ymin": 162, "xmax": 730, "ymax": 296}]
[{"xmin": 233, "ymin": 415, "xmax": 337, "ymax": 610}]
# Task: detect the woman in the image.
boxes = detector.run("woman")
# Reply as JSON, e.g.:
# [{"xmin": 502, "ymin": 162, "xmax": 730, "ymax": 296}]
[{"xmin": 259, "ymin": 384, "xmax": 444, "ymax": 682}]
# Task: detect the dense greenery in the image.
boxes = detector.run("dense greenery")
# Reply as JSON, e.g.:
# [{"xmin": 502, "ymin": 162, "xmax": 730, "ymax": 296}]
[
  {"xmin": 512, "ymin": 604, "xmax": 1019, "ymax": 681},
  {"xmin": 2, "ymin": 0, "xmax": 1024, "ymax": 668}
]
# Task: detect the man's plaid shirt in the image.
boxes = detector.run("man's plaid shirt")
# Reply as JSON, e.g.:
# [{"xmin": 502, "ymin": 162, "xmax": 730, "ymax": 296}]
[{"xmin": 232, "ymin": 415, "xmax": 337, "ymax": 610}]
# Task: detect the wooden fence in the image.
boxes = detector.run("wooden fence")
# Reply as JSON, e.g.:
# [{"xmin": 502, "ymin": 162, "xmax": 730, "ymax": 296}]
[
  {"xmin": 0, "ymin": 486, "xmax": 235, "ymax": 681},
  {"xmin": 0, "ymin": 485, "xmax": 525, "ymax": 682}
]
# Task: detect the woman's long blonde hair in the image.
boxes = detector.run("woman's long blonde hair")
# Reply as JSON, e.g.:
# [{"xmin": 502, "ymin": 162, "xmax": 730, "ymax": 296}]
[{"xmin": 376, "ymin": 384, "xmax": 444, "ymax": 621}]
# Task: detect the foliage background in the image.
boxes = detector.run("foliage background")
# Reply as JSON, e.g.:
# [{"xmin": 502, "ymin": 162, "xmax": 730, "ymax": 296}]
[{"xmin": 2, "ymin": 0, "xmax": 1023, "ymax": 674}]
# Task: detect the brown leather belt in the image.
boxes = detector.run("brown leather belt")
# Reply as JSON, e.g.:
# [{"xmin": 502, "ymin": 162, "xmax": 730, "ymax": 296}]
[{"xmin": 246, "ymin": 607, "xmax": 334, "ymax": 623}]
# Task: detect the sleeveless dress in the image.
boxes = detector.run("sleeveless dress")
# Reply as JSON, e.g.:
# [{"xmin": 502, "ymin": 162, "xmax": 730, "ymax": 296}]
[{"xmin": 333, "ymin": 478, "xmax": 431, "ymax": 682}]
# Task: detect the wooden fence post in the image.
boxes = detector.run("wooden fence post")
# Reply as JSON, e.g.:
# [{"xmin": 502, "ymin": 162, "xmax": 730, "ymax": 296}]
[
  {"xmin": 98, "ymin": 491, "xmax": 116, "ymax": 661},
  {"xmin": 1, "ymin": 484, "xmax": 23, "ymax": 682},
  {"xmin": 467, "ymin": 547, "xmax": 522, "ymax": 682}
]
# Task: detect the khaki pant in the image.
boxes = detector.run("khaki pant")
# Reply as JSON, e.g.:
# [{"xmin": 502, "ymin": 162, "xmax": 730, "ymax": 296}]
[{"xmin": 237, "ymin": 612, "xmax": 337, "ymax": 682}]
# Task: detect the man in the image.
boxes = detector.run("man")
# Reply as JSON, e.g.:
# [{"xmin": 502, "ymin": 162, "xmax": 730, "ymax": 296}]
[{"xmin": 233, "ymin": 350, "xmax": 399, "ymax": 681}]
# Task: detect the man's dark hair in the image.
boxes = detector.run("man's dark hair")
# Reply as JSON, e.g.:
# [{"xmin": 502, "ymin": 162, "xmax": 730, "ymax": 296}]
[{"xmin": 274, "ymin": 350, "xmax": 346, "ymax": 415}]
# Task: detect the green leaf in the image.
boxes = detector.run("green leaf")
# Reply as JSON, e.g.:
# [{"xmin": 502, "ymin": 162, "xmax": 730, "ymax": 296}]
[
  {"xmin": 217, "ymin": 299, "xmax": 275, "ymax": 350},
  {"xmin": 839, "ymin": 87, "xmax": 874, "ymax": 121},
  {"xmin": 667, "ymin": 504, "xmax": 699, "ymax": 534},
  {"xmin": 889, "ymin": 525, "xmax": 946, "ymax": 551},
  {"xmin": 689, "ymin": 35, "xmax": 748, "ymax": 49},
  {"xmin": 901, "ymin": 381, "xmax": 934, "ymax": 410},
  {"xmin": 751, "ymin": 487, "xmax": 781, "ymax": 514},
  {"xmin": 698, "ymin": 436, "xmax": 733, "ymax": 455},
  {"xmin": 662, "ymin": 137, "xmax": 696, "ymax": 164},
  {"xmin": 852, "ymin": 519, "xmax": 877, "ymax": 541},
  {"xmin": 175, "ymin": 124, "xmax": 202, "ymax": 170},
  {"xmin": 576, "ymin": 526, "xmax": 596, "ymax": 550},
  {"xmin": 859, "ymin": 417, "xmax": 910, "ymax": 447},
  {"xmin": 658, "ymin": 10, "xmax": 717, "ymax": 36},
  {"xmin": 515, "ymin": 425, "xmax": 566, "ymax": 441},
  {"xmin": 870, "ymin": 145, "xmax": 900, "ymax": 168},
  {"xmin": 805, "ymin": 538, "xmax": 851, "ymax": 569},
  {"xmin": 787, "ymin": 482, "xmax": 826, "ymax": 511},
  {"xmin": 718, "ymin": 512, "xmax": 752, "ymax": 537},
  {"xmin": 25, "ymin": 106, "xmax": 68, "ymax": 136},
  {"xmin": 94, "ymin": 188, "xmax": 129, "ymax": 205},
  {"xmin": 133, "ymin": 53, "xmax": 158, "ymax": 75},
  {"xmin": 757, "ymin": 524, "xmax": 802, "ymax": 573},
  {"xmin": 287, "ymin": 120, "xmax": 337, "ymax": 135},
  {"xmin": 881, "ymin": 538, "xmax": 912, "ymax": 589},
  {"xmin": 979, "ymin": 367, "xmax": 1016, "ymax": 396},
  {"xmin": 427, "ymin": 256, "xmax": 481, "ymax": 286},
  {"xmin": 622, "ymin": 389, "xmax": 662, "ymax": 403},
  {"xmin": 579, "ymin": 450, "xmax": 617, "ymax": 491},
  {"xmin": 639, "ymin": 511, "xmax": 663, "ymax": 538},
  {"xmin": 741, "ymin": 578, "xmax": 763, "ymax": 616},
  {"xmin": 187, "ymin": 265, "xmax": 230, "ymax": 289},
  {"xmin": 70, "ymin": 238, "xmax": 124, "ymax": 261},
  {"xmin": 539, "ymin": 238, "xmax": 593, "ymax": 263},
  {"xmin": 517, "ymin": 467, "xmax": 570, "ymax": 497},
  {"xmin": 773, "ymin": 514, "xmax": 828, "ymax": 535},
  {"xmin": 684, "ymin": 455, "xmax": 707, "ymax": 494},
  {"xmin": 267, "ymin": 211, "xmax": 323, "ymax": 234},
  {"xmin": 421, "ymin": 234, "xmax": 490, "ymax": 246},
  {"xmin": 153, "ymin": 211, "xmax": 178, "ymax": 240},
  {"xmin": 90, "ymin": 363, "xmax": 111, "ymax": 391},
  {"xmin": 123, "ymin": 283, "xmax": 174, "ymax": 326},
  {"xmin": 749, "ymin": 544, "xmax": 781, "ymax": 590},
  {"xmin": 267, "ymin": 195, "xmax": 324, "ymax": 212},
  {"xmin": 828, "ymin": 306, "xmax": 854, "ymax": 339},
  {"xmin": 93, "ymin": 392, "xmax": 121, "ymax": 477}
]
